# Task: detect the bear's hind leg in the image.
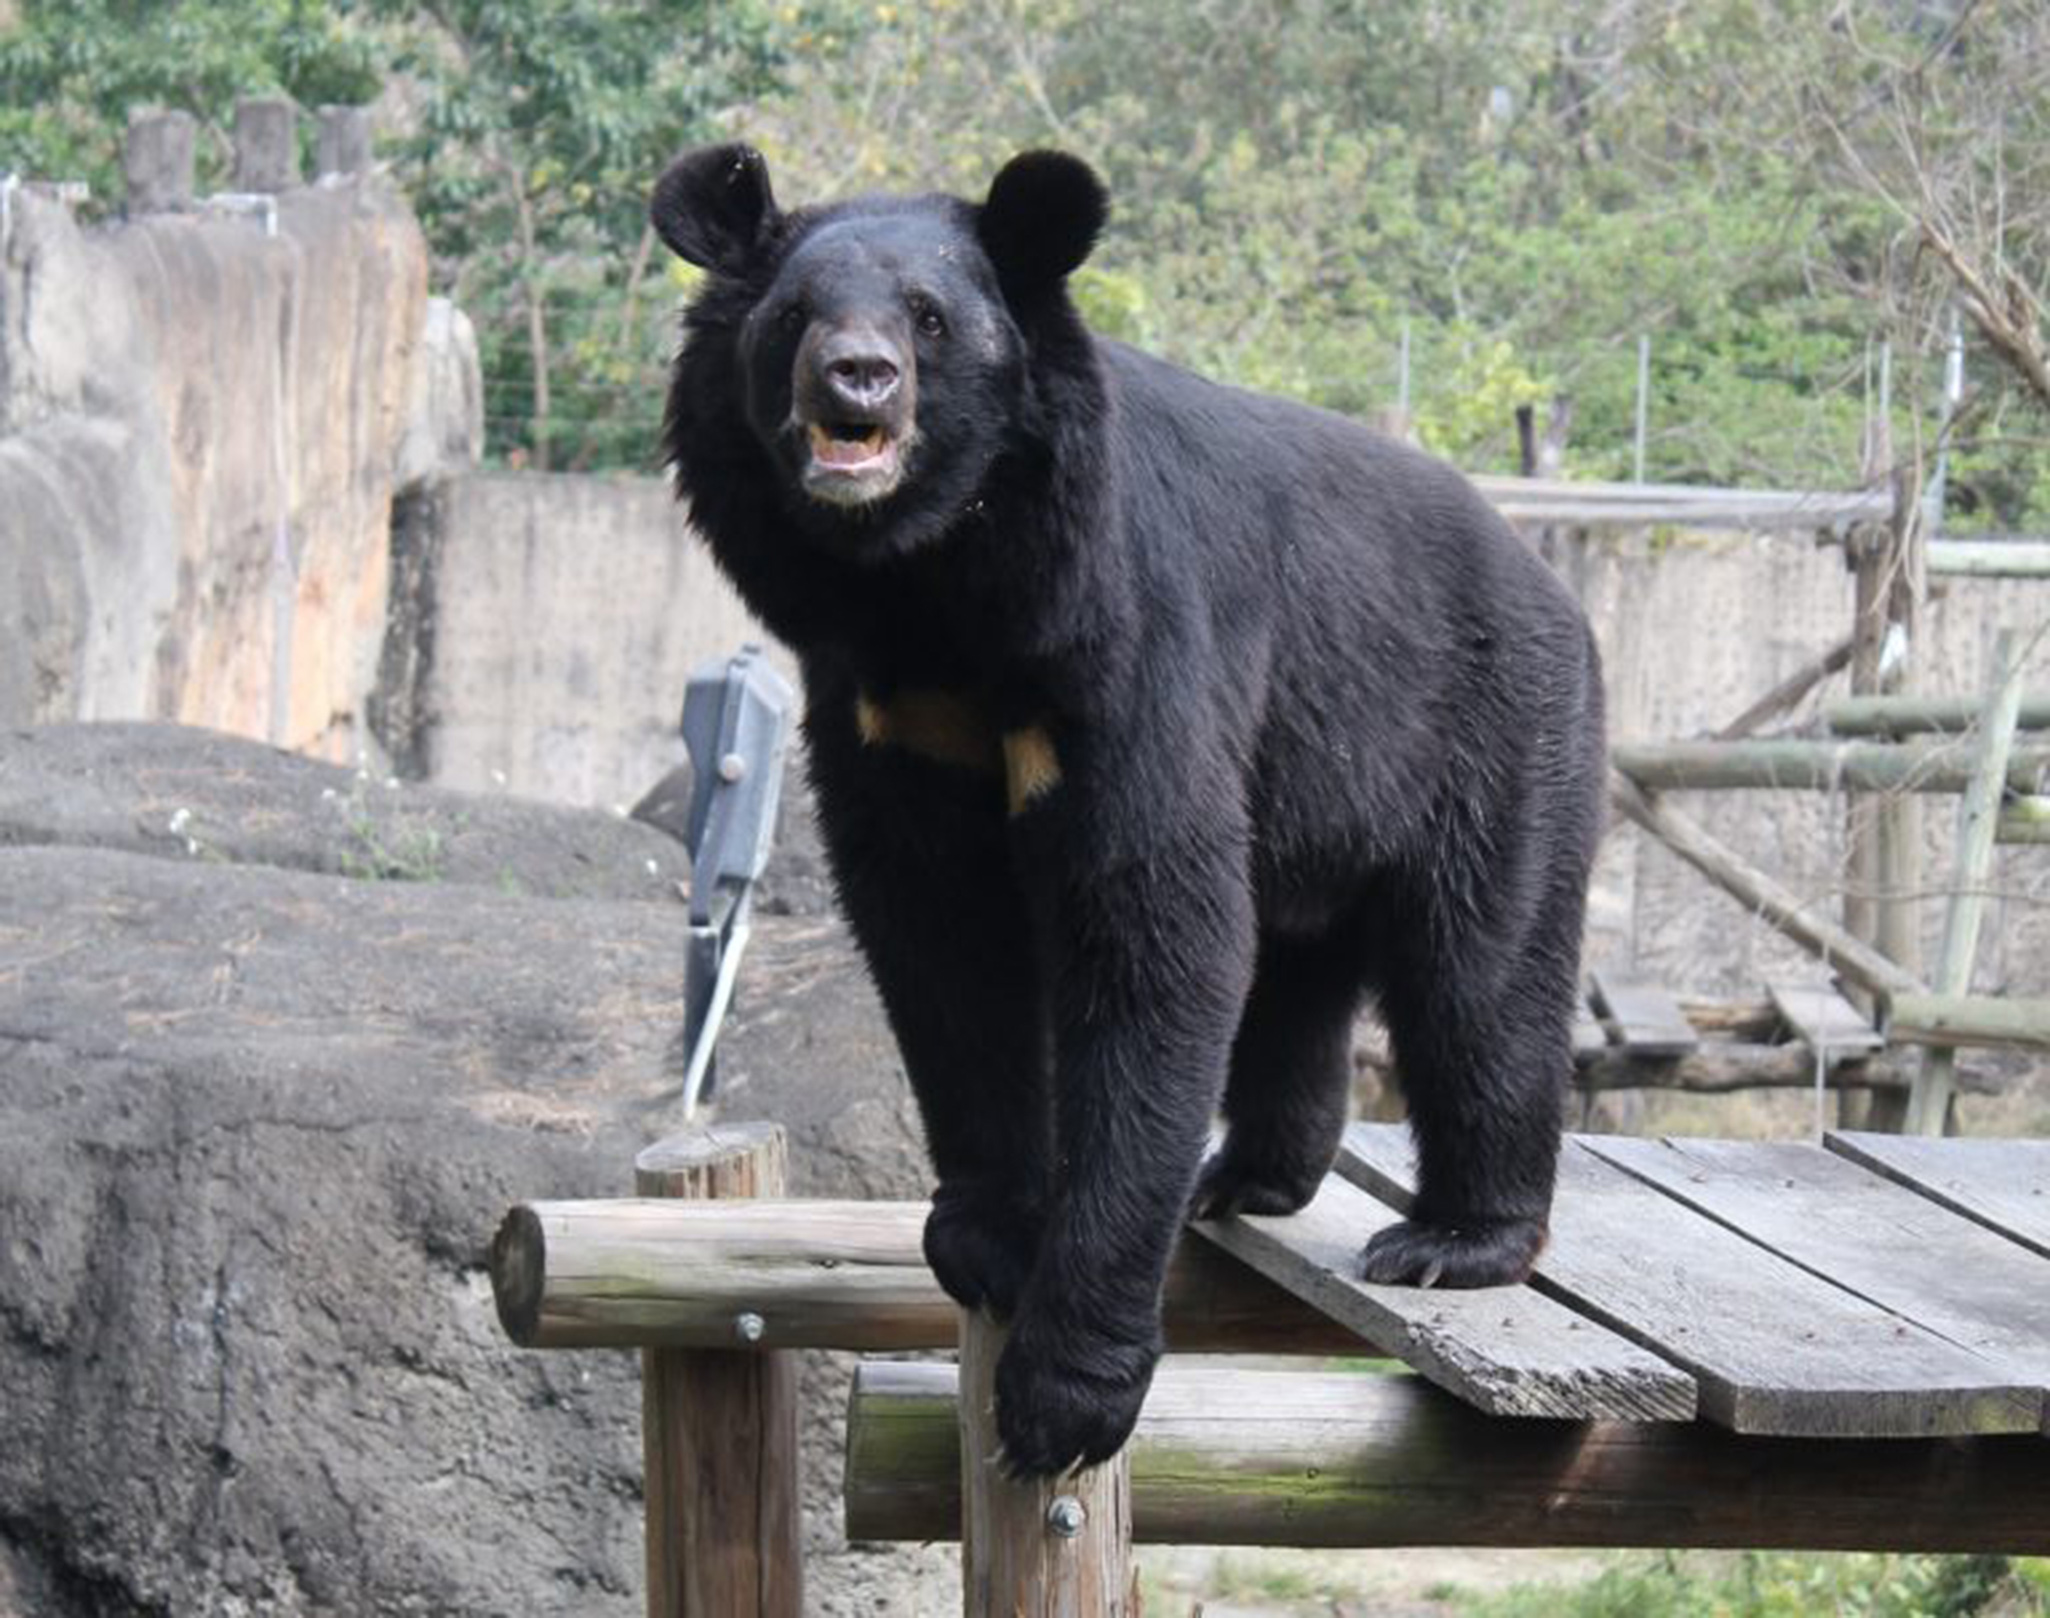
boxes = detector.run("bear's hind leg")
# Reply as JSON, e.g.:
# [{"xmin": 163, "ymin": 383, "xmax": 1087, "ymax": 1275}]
[
  {"xmin": 1193, "ymin": 927, "xmax": 1365, "ymax": 1219},
  {"xmin": 1360, "ymin": 857, "xmax": 1584, "ymax": 1289}
]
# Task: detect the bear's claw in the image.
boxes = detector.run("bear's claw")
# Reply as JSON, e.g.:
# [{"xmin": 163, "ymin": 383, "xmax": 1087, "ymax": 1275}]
[
  {"xmin": 1190, "ymin": 1146, "xmax": 1324, "ymax": 1220},
  {"xmin": 1358, "ymin": 1215, "xmax": 1545, "ymax": 1289},
  {"xmin": 993, "ymin": 1319, "xmax": 1157, "ymax": 1479}
]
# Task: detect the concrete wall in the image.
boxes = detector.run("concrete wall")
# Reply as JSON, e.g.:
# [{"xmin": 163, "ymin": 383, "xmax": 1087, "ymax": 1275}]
[
  {"xmin": 1573, "ymin": 526, "xmax": 2050, "ymax": 1002},
  {"xmin": 379, "ymin": 469, "xmax": 777, "ymax": 810},
  {"xmin": 0, "ymin": 172, "xmax": 466, "ymax": 760},
  {"xmin": 392, "ymin": 469, "xmax": 2047, "ymax": 1007}
]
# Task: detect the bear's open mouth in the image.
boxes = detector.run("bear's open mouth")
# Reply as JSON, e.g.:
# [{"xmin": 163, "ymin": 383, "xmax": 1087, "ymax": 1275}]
[{"xmin": 809, "ymin": 421, "xmax": 892, "ymax": 469}]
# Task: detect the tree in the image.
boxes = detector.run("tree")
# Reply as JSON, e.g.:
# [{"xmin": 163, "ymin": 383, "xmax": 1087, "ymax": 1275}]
[
  {"xmin": 0, "ymin": 0, "xmax": 380, "ymax": 196},
  {"xmin": 372, "ymin": 0, "xmax": 795, "ymax": 469}
]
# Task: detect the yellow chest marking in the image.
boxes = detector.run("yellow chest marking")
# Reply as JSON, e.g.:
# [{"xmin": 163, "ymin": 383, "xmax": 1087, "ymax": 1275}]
[
  {"xmin": 1001, "ymin": 725, "xmax": 1062, "ymax": 815},
  {"xmin": 854, "ymin": 688, "xmax": 1062, "ymax": 816}
]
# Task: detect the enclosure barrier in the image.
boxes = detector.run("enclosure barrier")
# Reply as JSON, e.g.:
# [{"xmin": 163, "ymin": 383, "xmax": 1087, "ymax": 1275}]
[{"xmin": 491, "ymin": 1123, "xmax": 2050, "ymax": 1618}]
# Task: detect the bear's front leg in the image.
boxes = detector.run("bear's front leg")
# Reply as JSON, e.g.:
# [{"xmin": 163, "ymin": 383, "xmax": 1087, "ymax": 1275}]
[
  {"xmin": 996, "ymin": 777, "xmax": 1254, "ymax": 1476},
  {"xmin": 805, "ymin": 682, "xmax": 1053, "ymax": 1318}
]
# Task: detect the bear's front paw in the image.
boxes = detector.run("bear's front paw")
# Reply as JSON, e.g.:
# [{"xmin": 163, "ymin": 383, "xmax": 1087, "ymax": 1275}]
[
  {"xmin": 1190, "ymin": 1141, "xmax": 1326, "ymax": 1219},
  {"xmin": 1359, "ymin": 1215, "xmax": 1546, "ymax": 1289},
  {"xmin": 994, "ymin": 1316, "xmax": 1159, "ymax": 1479},
  {"xmin": 923, "ymin": 1184, "xmax": 1042, "ymax": 1318}
]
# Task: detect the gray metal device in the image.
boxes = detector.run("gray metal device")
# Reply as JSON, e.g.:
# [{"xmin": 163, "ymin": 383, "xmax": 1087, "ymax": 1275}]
[{"xmin": 678, "ymin": 644, "xmax": 795, "ymax": 1115}]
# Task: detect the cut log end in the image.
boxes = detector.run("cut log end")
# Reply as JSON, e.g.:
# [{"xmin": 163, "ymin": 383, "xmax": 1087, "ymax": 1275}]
[{"xmin": 490, "ymin": 1204, "xmax": 544, "ymax": 1347}]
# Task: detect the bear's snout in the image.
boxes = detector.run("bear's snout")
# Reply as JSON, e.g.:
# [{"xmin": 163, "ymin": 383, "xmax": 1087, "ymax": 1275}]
[
  {"xmin": 791, "ymin": 320, "xmax": 918, "ymax": 508},
  {"xmin": 818, "ymin": 331, "xmax": 902, "ymax": 412}
]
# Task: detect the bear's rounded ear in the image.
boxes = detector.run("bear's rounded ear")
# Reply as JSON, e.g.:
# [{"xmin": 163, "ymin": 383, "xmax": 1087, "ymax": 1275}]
[
  {"xmin": 650, "ymin": 143, "xmax": 782, "ymax": 275},
  {"xmin": 979, "ymin": 150, "xmax": 1107, "ymax": 292}
]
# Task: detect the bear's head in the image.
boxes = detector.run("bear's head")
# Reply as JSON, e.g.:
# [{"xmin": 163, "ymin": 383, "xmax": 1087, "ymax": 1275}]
[{"xmin": 652, "ymin": 144, "xmax": 1107, "ymax": 560}]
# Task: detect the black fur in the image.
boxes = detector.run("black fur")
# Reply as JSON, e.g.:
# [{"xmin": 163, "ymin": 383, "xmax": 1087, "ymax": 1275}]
[{"xmin": 655, "ymin": 144, "xmax": 1606, "ymax": 1476}]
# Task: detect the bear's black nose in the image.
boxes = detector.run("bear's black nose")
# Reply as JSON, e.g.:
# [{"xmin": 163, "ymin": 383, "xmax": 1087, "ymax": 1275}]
[{"xmin": 819, "ymin": 332, "xmax": 902, "ymax": 411}]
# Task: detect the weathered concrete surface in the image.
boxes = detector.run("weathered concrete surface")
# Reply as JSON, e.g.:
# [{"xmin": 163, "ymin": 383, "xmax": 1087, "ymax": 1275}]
[
  {"xmin": 377, "ymin": 470, "xmax": 781, "ymax": 810},
  {"xmin": 0, "ymin": 172, "xmax": 453, "ymax": 760},
  {"xmin": 0, "ymin": 722, "xmax": 951, "ymax": 1616}
]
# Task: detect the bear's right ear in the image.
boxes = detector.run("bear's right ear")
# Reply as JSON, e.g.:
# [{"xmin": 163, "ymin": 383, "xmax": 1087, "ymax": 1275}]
[
  {"xmin": 979, "ymin": 150, "xmax": 1108, "ymax": 294},
  {"xmin": 650, "ymin": 144, "xmax": 782, "ymax": 275}
]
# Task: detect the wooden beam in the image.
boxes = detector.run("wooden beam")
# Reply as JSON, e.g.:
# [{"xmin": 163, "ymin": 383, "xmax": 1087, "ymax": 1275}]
[
  {"xmin": 634, "ymin": 1124, "xmax": 801, "ymax": 1618},
  {"xmin": 488, "ymin": 1198, "xmax": 1364, "ymax": 1356},
  {"xmin": 1928, "ymin": 540, "xmax": 2050, "ymax": 577},
  {"xmin": 1611, "ymin": 738, "xmax": 2050, "ymax": 795},
  {"xmin": 1884, "ymin": 991, "xmax": 2050, "ymax": 1053},
  {"xmin": 1910, "ymin": 628, "xmax": 2030, "ymax": 1133},
  {"xmin": 1712, "ymin": 637, "xmax": 1856, "ymax": 742},
  {"xmin": 2000, "ymin": 796, "xmax": 2050, "ymax": 844},
  {"xmin": 844, "ymin": 1363, "xmax": 2050, "ymax": 1553},
  {"xmin": 1607, "ymin": 772, "xmax": 1923, "ymax": 999},
  {"xmin": 1828, "ymin": 693, "xmax": 2050, "ymax": 736},
  {"xmin": 1569, "ymin": 1042, "xmax": 1946, "ymax": 1094},
  {"xmin": 958, "ymin": 1311, "xmax": 1135, "ymax": 1616}
]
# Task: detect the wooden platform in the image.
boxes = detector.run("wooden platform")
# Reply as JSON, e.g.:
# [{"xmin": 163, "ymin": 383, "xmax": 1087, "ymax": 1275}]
[{"xmin": 1197, "ymin": 1124, "xmax": 2050, "ymax": 1440}]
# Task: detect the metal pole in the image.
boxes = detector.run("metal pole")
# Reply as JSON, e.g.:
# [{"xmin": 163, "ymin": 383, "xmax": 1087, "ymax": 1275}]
[
  {"xmin": 1633, "ymin": 334, "xmax": 1650, "ymax": 484},
  {"xmin": 1922, "ymin": 310, "xmax": 1965, "ymax": 540}
]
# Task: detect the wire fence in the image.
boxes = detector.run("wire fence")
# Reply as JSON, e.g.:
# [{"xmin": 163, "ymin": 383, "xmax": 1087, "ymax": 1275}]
[{"xmin": 470, "ymin": 286, "xmax": 1971, "ymax": 503}]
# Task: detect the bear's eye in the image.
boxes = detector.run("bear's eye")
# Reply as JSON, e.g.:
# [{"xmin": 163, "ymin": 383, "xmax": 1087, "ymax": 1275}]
[{"xmin": 910, "ymin": 298, "xmax": 946, "ymax": 338}]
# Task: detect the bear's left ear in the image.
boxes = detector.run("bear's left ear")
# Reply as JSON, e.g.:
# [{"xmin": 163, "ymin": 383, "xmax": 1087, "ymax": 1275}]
[
  {"xmin": 651, "ymin": 143, "xmax": 783, "ymax": 275},
  {"xmin": 979, "ymin": 150, "xmax": 1108, "ymax": 292}
]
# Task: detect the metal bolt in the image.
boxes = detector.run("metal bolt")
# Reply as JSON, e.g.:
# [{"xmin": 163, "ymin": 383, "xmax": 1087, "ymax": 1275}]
[
  {"xmin": 734, "ymin": 1311, "xmax": 766, "ymax": 1344},
  {"xmin": 1046, "ymin": 1496, "xmax": 1086, "ymax": 1539},
  {"xmin": 717, "ymin": 752, "xmax": 747, "ymax": 783}
]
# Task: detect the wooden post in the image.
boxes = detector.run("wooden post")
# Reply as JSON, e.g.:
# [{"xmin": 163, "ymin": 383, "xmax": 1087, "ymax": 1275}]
[
  {"xmin": 1908, "ymin": 629, "xmax": 2031, "ymax": 1134},
  {"xmin": 635, "ymin": 1123, "xmax": 801, "ymax": 1618},
  {"xmin": 958, "ymin": 1311, "xmax": 1135, "ymax": 1617},
  {"xmin": 1843, "ymin": 456, "xmax": 1927, "ymax": 1131}
]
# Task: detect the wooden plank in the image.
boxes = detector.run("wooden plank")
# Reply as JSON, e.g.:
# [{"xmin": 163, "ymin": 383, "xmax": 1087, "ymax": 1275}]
[
  {"xmin": 1826, "ymin": 1133, "xmax": 2050, "ymax": 1261},
  {"xmin": 1766, "ymin": 981, "xmax": 1885, "ymax": 1055},
  {"xmin": 1584, "ymin": 1137, "xmax": 2050, "ymax": 1433},
  {"xmin": 847, "ymin": 1362, "xmax": 2050, "ymax": 1554},
  {"xmin": 1589, "ymin": 972, "xmax": 1699, "ymax": 1056},
  {"xmin": 1191, "ymin": 1174, "xmax": 1695, "ymax": 1422},
  {"xmin": 1339, "ymin": 1123, "xmax": 2041, "ymax": 1438}
]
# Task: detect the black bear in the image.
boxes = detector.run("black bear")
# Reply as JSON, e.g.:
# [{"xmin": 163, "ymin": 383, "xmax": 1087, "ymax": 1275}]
[{"xmin": 651, "ymin": 145, "xmax": 1605, "ymax": 1476}]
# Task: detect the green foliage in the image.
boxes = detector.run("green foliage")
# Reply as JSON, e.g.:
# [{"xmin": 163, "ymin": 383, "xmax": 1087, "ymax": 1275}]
[
  {"xmin": 368, "ymin": 0, "xmax": 798, "ymax": 469},
  {"xmin": 0, "ymin": 0, "xmax": 380, "ymax": 199},
  {"xmin": 1450, "ymin": 1551, "xmax": 2041, "ymax": 1618},
  {"xmin": 1, "ymin": 0, "xmax": 2043, "ymax": 505}
]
